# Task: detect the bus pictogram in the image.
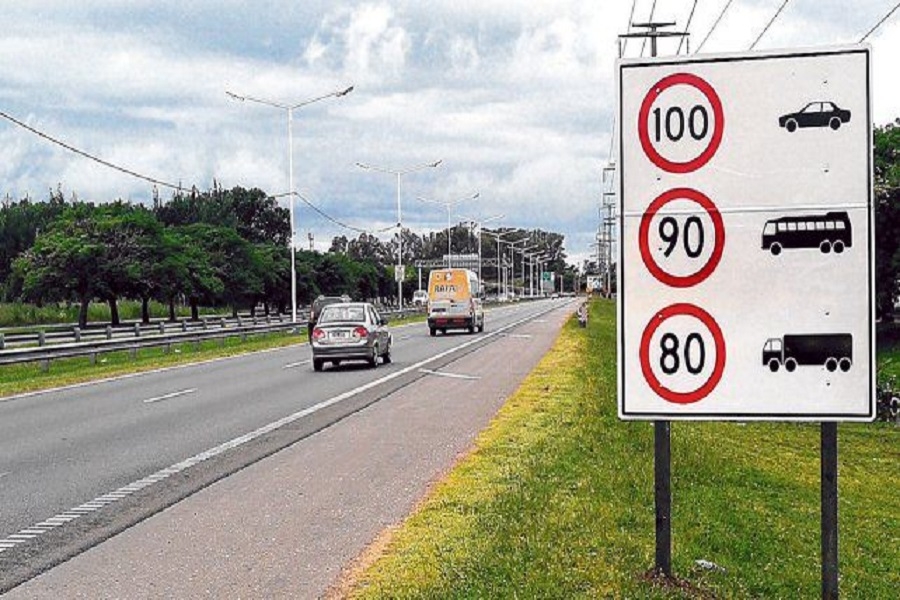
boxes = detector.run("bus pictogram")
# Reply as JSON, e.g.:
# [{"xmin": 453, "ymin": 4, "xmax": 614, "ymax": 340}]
[{"xmin": 761, "ymin": 211, "xmax": 851, "ymax": 255}]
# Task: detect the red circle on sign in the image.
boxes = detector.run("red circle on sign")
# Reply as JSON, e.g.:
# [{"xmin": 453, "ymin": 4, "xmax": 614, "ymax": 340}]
[
  {"xmin": 638, "ymin": 72, "xmax": 724, "ymax": 173},
  {"xmin": 638, "ymin": 188, "xmax": 725, "ymax": 288},
  {"xmin": 639, "ymin": 303, "xmax": 726, "ymax": 405}
]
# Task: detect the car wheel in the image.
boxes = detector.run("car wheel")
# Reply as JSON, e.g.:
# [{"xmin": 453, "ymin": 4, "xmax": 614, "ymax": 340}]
[
  {"xmin": 478, "ymin": 322, "xmax": 484, "ymax": 333},
  {"xmin": 429, "ymin": 327, "xmax": 436, "ymax": 337},
  {"xmin": 829, "ymin": 117, "xmax": 841, "ymax": 130},
  {"xmin": 785, "ymin": 119, "xmax": 798, "ymax": 132},
  {"xmin": 468, "ymin": 324, "xmax": 475, "ymax": 334},
  {"xmin": 441, "ymin": 328, "xmax": 447, "ymax": 335},
  {"xmin": 383, "ymin": 343, "xmax": 392, "ymax": 364},
  {"xmin": 368, "ymin": 346, "xmax": 378, "ymax": 368},
  {"xmin": 313, "ymin": 358, "xmax": 324, "ymax": 372}
]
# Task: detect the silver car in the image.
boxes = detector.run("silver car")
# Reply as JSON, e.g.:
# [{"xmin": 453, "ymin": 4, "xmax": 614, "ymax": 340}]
[{"xmin": 310, "ymin": 302, "xmax": 392, "ymax": 371}]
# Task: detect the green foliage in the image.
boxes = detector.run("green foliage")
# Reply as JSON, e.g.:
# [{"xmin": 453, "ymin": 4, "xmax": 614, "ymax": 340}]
[{"xmin": 875, "ymin": 120, "xmax": 900, "ymax": 316}]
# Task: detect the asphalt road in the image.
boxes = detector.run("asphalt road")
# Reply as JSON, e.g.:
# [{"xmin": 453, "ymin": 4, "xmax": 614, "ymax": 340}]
[{"xmin": 0, "ymin": 298, "xmax": 576, "ymax": 596}]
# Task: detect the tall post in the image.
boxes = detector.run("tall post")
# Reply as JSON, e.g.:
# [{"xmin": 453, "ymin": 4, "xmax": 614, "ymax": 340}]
[
  {"xmin": 447, "ymin": 205, "xmax": 452, "ymax": 268},
  {"xmin": 397, "ymin": 172, "xmax": 403, "ymax": 310},
  {"xmin": 821, "ymin": 422, "xmax": 839, "ymax": 599},
  {"xmin": 287, "ymin": 108, "xmax": 297, "ymax": 323},
  {"xmin": 618, "ymin": 20, "xmax": 688, "ymax": 579}
]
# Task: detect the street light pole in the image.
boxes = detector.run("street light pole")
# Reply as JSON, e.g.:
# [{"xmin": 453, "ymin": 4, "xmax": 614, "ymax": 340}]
[
  {"xmin": 417, "ymin": 192, "xmax": 479, "ymax": 268},
  {"xmin": 461, "ymin": 213, "xmax": 503, "ymax": 287},
  {"xmin": 357, "ymin": 159, "xmax": 442, "ymax": 310},
  {"xmin": 226, "ymin": 85, "xmax": 353, "ymax": 323}
]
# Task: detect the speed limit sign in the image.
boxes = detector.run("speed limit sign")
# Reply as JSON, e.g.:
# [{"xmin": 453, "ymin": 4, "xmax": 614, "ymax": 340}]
[{"xmin": 617, "ymin": 46, "xmax": 875, "ymax": 421}]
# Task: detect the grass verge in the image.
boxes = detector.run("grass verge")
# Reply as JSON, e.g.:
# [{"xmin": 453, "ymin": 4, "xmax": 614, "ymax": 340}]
[
  {"xmin": 343, "ymin": 300, "xmax": 899, "ymax": 599},
  {"xmin": 0, "ymin": 330, "xmax": 307, "ymax": 398}
]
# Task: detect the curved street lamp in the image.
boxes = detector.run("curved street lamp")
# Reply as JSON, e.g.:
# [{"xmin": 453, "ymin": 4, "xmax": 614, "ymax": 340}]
[
  {"xmin": 226, "ymin": 85, "xmax": 354, "ymax": 323},
  {"xmin": 356, "ymin": 160, "xmax": 442, "ymax": 310}
]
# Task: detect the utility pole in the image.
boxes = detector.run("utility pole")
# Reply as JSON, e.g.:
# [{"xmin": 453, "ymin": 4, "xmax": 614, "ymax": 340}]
[{"xmin": 617, "ymin": 20, "xmax": 689, "ymax": 581}]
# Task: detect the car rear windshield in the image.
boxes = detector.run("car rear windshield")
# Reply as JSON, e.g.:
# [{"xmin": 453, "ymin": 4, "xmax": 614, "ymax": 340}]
[{"xmin": 319, "ymin": 306, "xmax": 366, "ymax": 323}]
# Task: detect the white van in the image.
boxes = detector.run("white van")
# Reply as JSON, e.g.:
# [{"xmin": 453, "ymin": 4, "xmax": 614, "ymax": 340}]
[{"xmin": 426, "ymin": 268, "xmax": 485, "ymax": 336}]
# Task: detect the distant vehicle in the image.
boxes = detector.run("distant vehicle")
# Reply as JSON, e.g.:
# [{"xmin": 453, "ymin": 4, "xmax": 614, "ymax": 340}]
[
  {"xmin": 307, "ymin": 294, "xmax": 351, "ymax": 341},
  {"xmin": 778, "ymin": 101, "xmax": 851, "ymax": 132},
  {"xmin": 762, "ymin": 334, "xmax": 852, "ymax": 373},
  {"xmin": 310, "ymin": 302, "xmax": 392, "ymax": 372},
  {"xmin": 412, "ymin": 289, "xmax": 429, "ymax": 307},
  {"xmin": 761, "ymin": 211, "xmax": 851, "ymax": 255},
  {"xmin": 426, "ymin": 268, "xmax": 484, "ymax": 336}
]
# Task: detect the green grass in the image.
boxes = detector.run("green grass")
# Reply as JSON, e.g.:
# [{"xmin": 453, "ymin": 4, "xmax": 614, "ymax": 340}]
[{"xmin": 345, "ymin": 300, "xmax": 899, "ymax": 599}]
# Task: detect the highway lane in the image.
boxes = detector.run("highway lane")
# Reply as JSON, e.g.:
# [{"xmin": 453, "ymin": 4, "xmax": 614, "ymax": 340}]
[{"xmin": 0, "ymin": 298, "xmax": 574, "ymax": 592}]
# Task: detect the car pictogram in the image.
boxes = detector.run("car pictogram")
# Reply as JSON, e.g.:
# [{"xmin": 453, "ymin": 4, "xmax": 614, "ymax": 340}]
[{"xmin": 778, "ymin": 101, "xmax": 851, "ymax": 132}]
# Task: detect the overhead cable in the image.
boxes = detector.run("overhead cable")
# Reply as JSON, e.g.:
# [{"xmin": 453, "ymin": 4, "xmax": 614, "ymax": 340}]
[
  {"xmin": 749, "ymin": 0, "xmax": 792, "ymax": 50},
  {"xmin": 860, "ymin": 1, "xmax": 900, "ymax": 42},
  {"xmin": 696, "ymin": 0, "xmax": 735, "ymax": 53},
  {"xmin": 0, "ymin": 109, "xmax": 185, "ymax": 191},
  {"xmin": 640, "ymin": 0, "xmax": 659, "ymax": 57},
  {"xmin": 621, "ymin": 0, "xmax": 638, "ymax": 56},
  {"xmin": 1, "ymin": 107, "xmax": 376, "ymax": 238},
  {"xmin": 678, "ymin": 0, "xmax": 700, "ymax": 55}
]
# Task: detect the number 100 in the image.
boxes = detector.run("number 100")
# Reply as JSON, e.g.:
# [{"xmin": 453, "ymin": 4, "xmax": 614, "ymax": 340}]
[{"xmin": 653, "ymin": 105, "xmax": 709, "ymax": 143}]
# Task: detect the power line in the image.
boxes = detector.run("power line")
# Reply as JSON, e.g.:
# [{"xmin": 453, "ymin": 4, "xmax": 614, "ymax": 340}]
[
  {"xmin": 621, "ymin": 0, "xmax": 639, "ymax": 56},
  {"xmin": 640, "ymin": 0, "xmax": 659, "ymax": 57},
  {"xmin": 0, "ymin": 107, "xmax": 377, "ymax": 239},
  {"xmin": 860, "ymin": 1, "xmax": 900, "ymax": 42},
  {"xmin": 696, "ymin": 0, "xmax": 735, "ymax": 53},
  {"xmin": 677, "ymin": 0, "xmax": 700, "ymax": 55},
  {"xmin": 0, "ymin": 109, "xmax": 186, "ymax": 191},
  {"xmin": 750, "ymin": 0, "xmax": 792, "ymax": 50},
  {"xmin": 294, "ymin": 191, "xmax": 396, "ymax": 236}
]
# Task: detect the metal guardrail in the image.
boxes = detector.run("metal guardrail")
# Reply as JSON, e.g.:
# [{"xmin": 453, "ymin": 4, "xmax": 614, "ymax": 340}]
[{"xmin": 0, "ymin": 306, "xmax": 426, "ymax": 370}]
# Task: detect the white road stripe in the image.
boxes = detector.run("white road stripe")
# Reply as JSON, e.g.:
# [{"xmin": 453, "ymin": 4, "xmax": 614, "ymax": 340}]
[
  {"xmin": 0, "ymin": 471, "xmax": 8, "ymax": 480},
  {"xmin": 143, "ymin": 388, "xmax": 197, "ymax": 404},
  {"xmin": 418, "ymin": 368, "xmax": 481, "ymax": 381},
  {"xmin": 282, "ymin": 360, "xmax": 310, "ymax": 369},
  {"xmin": 502, "ymin": 333, "xmax": 533, "ymax": 339},
  {"xmin": 0, "ymin": 304, "xmax": 557, "ymax": 556}
]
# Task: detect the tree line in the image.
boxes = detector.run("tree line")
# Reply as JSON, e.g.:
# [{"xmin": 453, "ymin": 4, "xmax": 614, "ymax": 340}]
[{"xmin": 0, "ymin": 185, "xmax": 572, "ymax": 327}]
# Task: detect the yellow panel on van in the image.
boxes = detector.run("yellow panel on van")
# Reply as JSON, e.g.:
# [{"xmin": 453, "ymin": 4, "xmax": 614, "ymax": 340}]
[{"xmin": 426, "ymin": 268, "xmax": 485, "ymax": 336}]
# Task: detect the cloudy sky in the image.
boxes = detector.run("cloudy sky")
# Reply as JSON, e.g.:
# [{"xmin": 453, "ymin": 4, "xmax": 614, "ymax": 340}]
[{"xmin": 1, "ymin": 1, "xmax": 898, "ymax": 266}]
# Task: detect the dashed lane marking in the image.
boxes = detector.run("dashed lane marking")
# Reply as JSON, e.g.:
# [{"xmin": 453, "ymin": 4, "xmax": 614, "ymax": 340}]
[
  {"xmin": 282, "ymin": 360, "xmax": 310, "ymax": 370},
  {"xmin": 417, "ymin": 368, "xmax": 481, "ymax": 381},
  {"xmin": 142, "ymin": 389, "xmax": 197, "ymax": 404}
]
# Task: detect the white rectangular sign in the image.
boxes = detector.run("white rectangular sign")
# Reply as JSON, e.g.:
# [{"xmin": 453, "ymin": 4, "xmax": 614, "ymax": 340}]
[{"xmin": 617, "ymin": 46, "xmax": 875, "ymax": 421}]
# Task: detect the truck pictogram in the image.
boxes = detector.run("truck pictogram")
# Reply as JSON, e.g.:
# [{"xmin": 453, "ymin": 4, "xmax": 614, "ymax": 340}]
[{"xmin": 762, "ymin": 334, "xmax": 852, "ymax": 373}]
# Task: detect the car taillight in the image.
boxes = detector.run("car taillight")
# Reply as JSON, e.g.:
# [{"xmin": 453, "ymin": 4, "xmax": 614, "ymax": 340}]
[
  {"xmin": 353, "ymin": 326, "xmax": 368, "ymax": 338},
  {"xmin": 312, "ymin": 328, "xmax": 326, "ymax": 340}
]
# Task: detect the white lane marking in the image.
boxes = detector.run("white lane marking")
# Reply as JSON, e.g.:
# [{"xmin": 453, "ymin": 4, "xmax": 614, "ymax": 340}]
[
  {"xmin": 0, "ymin": 471, "xmax": 9, "ymax": 480},
  {"xmin": 502, "ymin": 333, "xmax": 533, "ymax": 339},
  {"xmin": 282, "ymin": 359, "xmax": 310, "ymax": 370},
  {"xmin": 0, "ymin": 306, "xmax": 557, "ymax": 555},
  {"xmin": 418, "ymin": 368, "xmax": 481, "ymax": 381},
  {"xmin": 142, "ymin": 388, "xmax": 197, "ymax": 404}
]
